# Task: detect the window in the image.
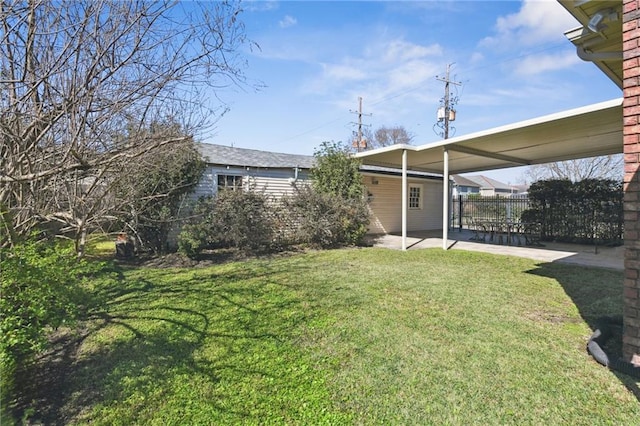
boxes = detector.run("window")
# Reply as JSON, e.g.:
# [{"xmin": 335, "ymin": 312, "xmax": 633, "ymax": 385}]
[
  {"xmin": 408, "ymin": 184, "xmax": 422, "ymax": 209},
  {"xmin": 217, "ymin": 174, "xmax": 243, "ymax": 191}
]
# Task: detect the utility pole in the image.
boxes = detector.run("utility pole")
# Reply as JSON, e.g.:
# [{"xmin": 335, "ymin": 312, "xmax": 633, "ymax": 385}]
[
  {"xmin": 434, "ymin": 63, "xmax": 462, "ymax": 139},
  {"xmin": 350, "ymin": 96, "xmax": 371, "ymax": 152}
]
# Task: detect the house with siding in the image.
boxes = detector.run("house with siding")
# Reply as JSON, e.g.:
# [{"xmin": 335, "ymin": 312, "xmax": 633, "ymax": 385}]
[
  {"xmin": 463, "ymin": 175, "xmax": 518, "ymax": 196},
  {"xmin": 193, "ymin": 143, "xmax": 444, "ymax": 236},
  {"xmin": 451, "ymin": 174, "xmax": 481, "ymax": 197},
  {"xmin": 193, "ymin": 143, "xmax": 315, "ymax": 199}
]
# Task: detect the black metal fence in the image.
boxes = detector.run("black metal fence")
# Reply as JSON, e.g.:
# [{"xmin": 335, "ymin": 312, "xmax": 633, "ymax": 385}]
[
  {"xmin": 535, "ymin": 199, "xmax": 623, "ymax": 246},
  {"xmin": 452, "ymin": 195, "xmax": 530, "ymax": 229},
  {"xmin": 451, "ymin": 194, "xmax": 624, "ymax": 246}
]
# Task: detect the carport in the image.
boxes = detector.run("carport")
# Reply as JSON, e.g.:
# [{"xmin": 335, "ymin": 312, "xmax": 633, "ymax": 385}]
[{"xmin": 354, "ymin": 98, "xmax": 623, "ymax": 251}]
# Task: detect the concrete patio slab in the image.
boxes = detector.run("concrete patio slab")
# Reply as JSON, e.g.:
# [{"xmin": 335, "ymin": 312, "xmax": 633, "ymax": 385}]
[{"xmin": 366, "ymin": 230, "xmax": 623, "ymax": 271}]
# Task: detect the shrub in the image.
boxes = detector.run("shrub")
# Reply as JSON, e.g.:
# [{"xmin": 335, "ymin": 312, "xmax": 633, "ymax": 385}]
[
  {"xmin": 526, "ymin": 178, "xmax": 623, "ymax": 244},
  {"xmin": 1, "ymin": 239, "xmax": 96, "ymax": 408},
  {"xmin": 281, "ymin": 140, "xmax": 369, "ymax": 248},
  {"xmin": 178, "ymin": 190, "xmax": 275, "ymax": 257},
  {"xmin": 282, "ymin": 186, "xmax": 369, "ymax": 248},
  {"xmin": 179, "ymin": 141, "xmax": 371, "ymax": 254},
  {"xmin": 113, "ymin": 137, "xmax": 206, "ymax": 255},
  {"xmin": 311, "ymin": 141, "xmax": 365, "ymax": 200}
]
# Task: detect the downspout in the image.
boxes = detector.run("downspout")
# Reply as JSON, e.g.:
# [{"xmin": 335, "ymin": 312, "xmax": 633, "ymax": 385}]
[
  {"xmin": 288, "ymin": 166, "xmax": 299, "ymax": 186},
  {"xmin": 442, "ymin": 148, "xmax": 449, "ymax": 250},
  {"xmin": 402, "ymin": 149, "xmax": 407, "ymax": 251},
  {"xmin": 576, "ymin": 45, "xmax": 622, "ymax": 61}
]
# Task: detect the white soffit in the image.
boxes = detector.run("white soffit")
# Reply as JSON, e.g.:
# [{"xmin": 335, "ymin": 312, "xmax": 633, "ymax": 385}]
[{"xmin": 355, "ymin": 98, "xmax": 623, "ymax": 175}]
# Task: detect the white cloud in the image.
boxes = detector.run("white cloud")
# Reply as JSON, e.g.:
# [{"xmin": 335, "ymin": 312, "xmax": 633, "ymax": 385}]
[
  {"xmin": 322, "ymin": 63, "xmax": 367, "ymax": 81},
  {"xmin": 378, "ymin": 40, "xmax": 443, "ymax": 64},
  {"xmin": 298, "ymin": 37, "xmax": 446, "ymax": 129},
  {"xmin": 469, "ymin": 52, "xmax": 484, "ymax": 64},
  {"xmin": 309, "ymin": 38, "xmax": 442, "ymax": 94},
  {"xmin": 279, "ymin": 15, "xmax": 297, "ymax": 28},
  {"xmin": 472, "ymin": 0, "xmax": 582, "ymax": 78},
  {"xmin": 480, "ymin": 0, "xmax": 579, "ymax": 49},
  {"xmin": 513, "ymin": 51, "xmax": 581, "ymax": 76},
  {"xmin": 245, "ymin": 0, "xmax": 279, "ymax": 13}
]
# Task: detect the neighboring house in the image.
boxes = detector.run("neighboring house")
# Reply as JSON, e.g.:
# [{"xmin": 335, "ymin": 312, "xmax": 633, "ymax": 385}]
[
  {"xmin": 451, "ymin": 174, "xmax": 481, "ymax": 197},
  {"xmin": 462, "ymin": 175, "xmax": 519, "ymax": 196},
  {"xmin": 192, "ymin": 143, "xmax": 444, "ymax": 236},
  {"xmin": 168, "ymin": 143, "xmax": 315, "ymax": 248},
  {"xmin": 193, "ymin": 142, "xmax": 315, "ymax": 199},
  {"xmin": 512, "ymin": 184, "xmax": 529, "ymax": 195}
]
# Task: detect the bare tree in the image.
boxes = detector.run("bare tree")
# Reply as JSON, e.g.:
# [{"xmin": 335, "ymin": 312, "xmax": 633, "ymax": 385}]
[
  {"xmin": 525, "ymin": 155, "xmax": 623, "ymax": 183},
  {"xmin": 1, "ymin": 0, "xmax": 252, "ymax": 248},
  {"xmin": 112, "ymin": 125, "xmax": 206, "ymax": 255},
  {"xmin": 366, "ymin": 126, "xmax": 413, "ymax": 149}
]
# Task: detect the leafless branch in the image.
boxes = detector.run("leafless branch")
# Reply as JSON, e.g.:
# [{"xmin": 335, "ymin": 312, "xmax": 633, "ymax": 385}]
[{"xmin": 1, "ymin": 0, "xmax": 251, "ymax": 247}]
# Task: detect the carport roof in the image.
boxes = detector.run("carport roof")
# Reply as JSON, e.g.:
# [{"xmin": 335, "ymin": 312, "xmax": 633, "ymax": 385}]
[{"xmin": 354, "ymin": 98, "xmax": 622, "ymax": 175}]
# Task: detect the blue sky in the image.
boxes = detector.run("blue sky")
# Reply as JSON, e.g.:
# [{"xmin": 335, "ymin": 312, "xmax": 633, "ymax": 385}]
[{"xmin": 208, "ymin": 0, "xmax": 622, "ymax": 184}]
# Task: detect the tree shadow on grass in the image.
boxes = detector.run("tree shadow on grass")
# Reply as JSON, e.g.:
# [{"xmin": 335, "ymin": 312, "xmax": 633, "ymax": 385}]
[
  {"xmin": 525, "ymin": 262, "xmax": 639, "ymax": 401},
  {"xmin": 12, "ymin": 259, "xmax": 311, "ymax": 424}
]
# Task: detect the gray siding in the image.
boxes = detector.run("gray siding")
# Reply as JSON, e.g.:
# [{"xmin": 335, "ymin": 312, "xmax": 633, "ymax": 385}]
[{"xmin": 192, "ymin": 165, "xmax": 310, "ymax": 200}]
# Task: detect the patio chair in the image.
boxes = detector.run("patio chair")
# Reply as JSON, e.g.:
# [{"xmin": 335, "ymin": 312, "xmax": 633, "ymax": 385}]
[{"xmin": 468, "ymin": 218, "xmax": 487, "ymax": 242}]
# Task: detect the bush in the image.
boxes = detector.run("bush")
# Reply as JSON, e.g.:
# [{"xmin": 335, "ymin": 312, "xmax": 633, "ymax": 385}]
[
  {"xmin": 1, "ymin": 239, "xmax": 96, "ymax": 408},
  {"xmin": 526, "ymin": 178, "xmax": 623, "ymax": 244},
  {"xmin": 282, "ymin": 186, "xmax": 369, "ymax": 248},
  {"xmin": 311, "ymin": 141, "xmax": 364, "ymax": 200},
  {"xmin": 114, "ymin": 137, "xmax": 206, "ymax": 255},
  {"xmin": 178, "ymin": 190, "xmax": 275, "ymax": 257},
  {"xmin": 282, "ymin": 140, "xmax": 369, "ymax": 248},
  {"xmin": 178, "ymin": 141, "xmax": 371, "ymax": 255}
]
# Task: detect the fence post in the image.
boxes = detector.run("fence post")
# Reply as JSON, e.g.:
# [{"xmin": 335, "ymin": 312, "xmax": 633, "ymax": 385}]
[{"xmin": 458, "ymin": 194, "xmax": 463, "ymax": 231}]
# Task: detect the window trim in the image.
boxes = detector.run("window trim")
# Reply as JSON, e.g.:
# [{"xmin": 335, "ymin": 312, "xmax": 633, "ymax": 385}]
[
  {"xmin": 217, "ymin": 174, "xmax": 243, "ymax": 192},
  {"xmin": 408, "ymin": 183, "xmax": 423, "ymax": 210}
]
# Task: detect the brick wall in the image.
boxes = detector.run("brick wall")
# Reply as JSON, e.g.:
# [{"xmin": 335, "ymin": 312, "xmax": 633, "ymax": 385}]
[{"xmin": 623, "ymin": 0, "xmax": 640, "ymax": 365}]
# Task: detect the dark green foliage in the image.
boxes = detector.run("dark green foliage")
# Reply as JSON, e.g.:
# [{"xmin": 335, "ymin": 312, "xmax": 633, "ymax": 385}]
[
  {"xmin": 0, "ymin": 239, "xmax": 97, "ymax": 408},
  {"xmin": 311, "ymin": 141, "xmax": 365, "ymax": 200},
  {"xmin": 115, "ymin": 135, "xmax": 205, "ymax": 254},
  {"xmin": 179, "ymin": 141, "xmax": 370, "ymax": 255},
  {"xmin": 524, "ymin": 179, "xmax": 623, "ymax": 244},
  {"xmin": 296, "ymin": 141, "xmax": 370, "ymax": 247},
  {"xmin": 282, "ymin": 186, "xmax": 369, "ymax": 248},
  {"xmin": 178, "ymin": 190, "xmax": 275, "ymax": 257}
]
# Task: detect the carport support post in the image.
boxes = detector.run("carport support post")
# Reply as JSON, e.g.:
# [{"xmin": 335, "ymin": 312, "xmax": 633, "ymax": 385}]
[
  {"xmin": 442, "ymin": 148, "xmax": 449, "ymax": 250},
  {"xmin": 402, "ymin": 149, "xmax": 407, "ymax": 251}
]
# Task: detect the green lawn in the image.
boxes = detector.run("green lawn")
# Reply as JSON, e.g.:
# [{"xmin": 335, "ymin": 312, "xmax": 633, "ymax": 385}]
[{"xmin": 19, "ymin": 248, "xmax": 640, "ymax": 424}]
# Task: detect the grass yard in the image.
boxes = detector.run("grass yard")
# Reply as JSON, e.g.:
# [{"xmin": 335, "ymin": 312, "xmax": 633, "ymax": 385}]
[{"xmin": 15, "ymin": 248, "xmax": 640, "ymax": 424}]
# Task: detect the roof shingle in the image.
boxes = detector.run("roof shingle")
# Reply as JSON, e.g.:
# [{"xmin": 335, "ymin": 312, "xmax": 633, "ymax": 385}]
[{"xmin": 197, "ymin": 143, "xmax": 315, "ymax": 169}]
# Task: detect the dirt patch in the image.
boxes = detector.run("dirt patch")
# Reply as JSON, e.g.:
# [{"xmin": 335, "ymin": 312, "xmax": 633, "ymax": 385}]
[
  {"xmin": 524, "ymin": 310, "xmax": 580, "ymax": 325},
  {"xmin": 114, "ymin": 246, "xmax": 310, "ymax": 269},
  {"xmin": 9, "ymin": 326, "xmax": 90, "ymax": 424}
]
